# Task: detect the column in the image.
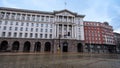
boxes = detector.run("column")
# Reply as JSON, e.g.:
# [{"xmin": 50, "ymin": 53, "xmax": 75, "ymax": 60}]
[
  {"xmin": 67, "ymin": 25, "xmax": 69, "ymax": 38},
  {"xmin": 62, "ymin": 24, "xmax": 64, "ymax": 38},
  {"xmin": 58, "ymin": 24, "xmax": 59, "ymax": 38},
  {"xmin": 4, "ymin": 12, "xmax": 6, "ymax": 19},
  {"xmin": 54, "ymin": 24, "xmax": 57, "ymax": 38},
  {"xmin": 72, "ymin": 25, "xmax": 74, "ymax": 39},
  {"xmin": 67, "ymin": 16, "xmax": 68, "ymax": 22}
]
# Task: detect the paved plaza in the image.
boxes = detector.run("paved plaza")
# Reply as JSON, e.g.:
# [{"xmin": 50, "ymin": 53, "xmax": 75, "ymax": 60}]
[{"xmin": 0, "ymin": 53, "xmax": 120, "ymax": 68}]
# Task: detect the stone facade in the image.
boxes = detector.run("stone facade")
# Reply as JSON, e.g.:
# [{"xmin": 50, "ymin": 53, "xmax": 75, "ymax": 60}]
[{"xmin": 0, "ymin": 38, "xmax": 84, "ymax": 53}]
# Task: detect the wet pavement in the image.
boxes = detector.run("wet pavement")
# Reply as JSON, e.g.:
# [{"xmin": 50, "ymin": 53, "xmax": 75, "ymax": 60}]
[{"xmin": 0, "ymin": 53, "xmax": 120, "ymax": 68}]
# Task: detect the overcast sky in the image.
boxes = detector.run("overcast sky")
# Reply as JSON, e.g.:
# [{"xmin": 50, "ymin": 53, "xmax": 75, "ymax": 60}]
[{"xmin": 0, "ymin": 0, "xmax": 120, "ymax": 33}]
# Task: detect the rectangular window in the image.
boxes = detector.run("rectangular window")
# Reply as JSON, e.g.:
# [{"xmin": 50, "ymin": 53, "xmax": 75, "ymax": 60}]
[
  {"xmin": 50, "ymin": 34, "xmax": 52, "ymax": 38},
  {"xmin": 41, "ymin": 24, "xmax": 43, "ymax": 27},
  {"xmin": 26, "ymin": 28, "xmax": 28, "ymax": 31},
  {"xmin": 14, "ymin": 32, "xmax": 17, "ymax": 37},
  {"xmin": 26, "ymin": 23, "xmax": 29, "ymax": 26},
  {"xmin": 5, "ymin": 21, "xmax": 8, "ymax": 25},
  {"xmin": 8, "ymin": 32, "xmax": 11, "ymax": 37},
  {"xmin": 40, "ymin": 34, "xmax": 43, "ymax": 38},
  {"xmin": 31, "ymin": 23, "xmax": 34, "ymax": 26},
  {"xmin": 16, "ymin": 22, "xmax": 18, "ymax": 25},
  {"xmin": 31, "ymin": 28, "xmax": 33, "ymax": 32},
  {"xmin": 9, "ymin": 27, "xmax": 12, "ymax": 30},
  {"xmin": 21, "ymin": 22, "xmax": 24, "ymax": 26},
  {"xmin": 36, "ymin": 28, "xmax": 38, "ymax": 32},
  {"xmin": 25, "ymin": 33, "xmax": 28, "ymax": 38},
  {"xmin": 50, "ymin": 29, "xmax": 52, "ymax": 33},
  {"xmin": 19, "ymin": 33, "xmax": 22, "ymax": 37},
  {"xmin": 2, "ymin": 32, "xmax": 6, "ymax": 37},
  {"xmin": 15, "ymin": 27, "xmax": 18, "ymax": 31},
  {"xmin": 45, "ymin": 29, "xmax": 47, "ymax": 32},
  {"xmin": 20, "ymin": 27, "xmax": 23, "ymax": 31},
  {"xmin": 45, "ymin": 34, "xmax": 47, "ymax": 38},
  {"xmin": 30, "ymin": 33, "xmax": 33, "ymax": 38},
  {"xmin": 3, "ymin": 26, "xmax": 6, "ymax": 30},
  {"xmin": 35, "ymin": 33, "xmax": 38, "ymax": 38},
  {"xmin": 41, "ymin": 29, "xmax": 43, "ymax": 32},
  {"xmin": 0, "ymin": 21, "xmax": 2, "ymax": 25},
  {"xmin": 10, "ymin": 21, "xmax": 13, "ymax": 25}
]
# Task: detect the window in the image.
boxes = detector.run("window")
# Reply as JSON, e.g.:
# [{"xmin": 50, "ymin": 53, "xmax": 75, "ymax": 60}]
[
  {"xmin": 19, "ymin": 33, "xmax": 22, "ymax": 37},
  {"xmin": 3, "ymin": 26, "xmax": 6, "ymax": 30},
  {"xmin": 31, "ymin": 23, "xmax": 34, "ymax": 26},
  {"xmin": 0, "ymin": 21, "xmax": 2, "ymax": 25},
  {"xmin": 41, "ymin": 16, "xmax": 44, "ymax": 21},
  {"xmin": 20, "ymin": 27, "xmax": 23, "ymax": 31},
  {"xmin": 45, "ymin": 29, "xmax": 47, "ymax": 32},
  {"xmin": 8, "ymin": 32, "xmax": 11, "ymax": 37},
  {"xmin": 5, "ymin": 21, "xmax": 8, "ymax": 25},
  {"xmin": 25, "ymin": 33, "xmax": 28, "ymax": 37},
  {"xmin": 31, "ymin": 28, "xmax": 33, "ymax": 32},
  {"xmin": 50, "ymin": 29, "xmax": 52, "ymax": 33},
  {"xmin": 35, "ymin": 33, "xmax": 38, "ymax": 38},
  {"xmin": 21, "ymin": 22, "xmax": 24, "ymax": 26},
  {"xmin": 2, "ymin": 32, "xmax": 6, "ymax": 37},
  {"xmin": 15, "ymin": 27, "xmax": 18, "ymax": 31},
  {"xmin": 50, "ymin": 34, "xmax": 52, "ymax": 38},
  {"xmin": 16, "ymin": 22, "xmax": 18, "ymax": 25},
  {"xmin": 46, "ymin": 24, "xmax": 48, "ymax": 27},
  {"xmin": 50, "ymin": 24, "xmax": 52, "ymax": 28},
  {"xmin": 36, "ymin": 28, "xmax": 38, "ymax": 32},
  {"xmin": 30, "ymin": 33, "xmax": 33, "ymax": 38},
  {"xmin": 36, "ymin": 23, "xmax": 39, "ymax": 27},
  {"xmin": 14, "ymin": 32, "xmax": 17, "ymax": 37},
  {"xmin": 41, "ymin": 29, "xmax": 43, "ymax": 32},
  {"xmin": 26, "ymin": 23, "xmax": 29, "ymax": 26},
  {"xmin": 40, "ymin": 34, "xmax": 43, "ymax": 38},
  {"xmin": 25, "ymin": 28, "xmax": 28, "ymax": 31},
  {"xmin": 45, "ymin": 34, "xmax": 47, "ymax": 38},
  {"xmin": 41, "ymin": 24, "xmax": 43, "ymax": 27},
  {"xmin": 10, "ymin": 21, "xmax": 13, "ymax": 25},
  {"xmin": 9, "ymin": 27, "xmax": 12, "ymax": 30}
]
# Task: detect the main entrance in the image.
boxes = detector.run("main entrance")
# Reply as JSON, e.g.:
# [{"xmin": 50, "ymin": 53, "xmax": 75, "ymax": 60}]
[{"xmin": 62, "ymin": 42, "xmax": 68, "ymax": 52}]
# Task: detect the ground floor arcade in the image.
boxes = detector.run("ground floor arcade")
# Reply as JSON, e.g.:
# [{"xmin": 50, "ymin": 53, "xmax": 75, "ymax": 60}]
[{"xmin": 0, "ymin": 38, "xmax": 84, "ymax": 53}]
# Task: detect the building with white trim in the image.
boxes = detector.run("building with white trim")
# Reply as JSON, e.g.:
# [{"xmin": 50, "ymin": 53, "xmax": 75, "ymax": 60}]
[{"xmin": 0, "ymin": 7, "xmax": 85, "ymax": 53}]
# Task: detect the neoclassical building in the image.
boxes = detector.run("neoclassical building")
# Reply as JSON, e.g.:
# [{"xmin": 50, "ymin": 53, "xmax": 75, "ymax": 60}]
[{"xmin": 0, "ymin": 7, "xmax": 85, "ymax": 53}]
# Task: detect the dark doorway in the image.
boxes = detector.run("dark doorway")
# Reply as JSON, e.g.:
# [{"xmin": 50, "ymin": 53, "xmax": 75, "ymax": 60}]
[
  {"xmin": 23, "ymin": 41, "xmax": 31, "ymax": 52},
  {"xmin": 77, "ymin": 43, "xmax": 83, "ymax": 52},
  {"xmin": 0, "ymin": 41, "xmax": 8, "ymax": 52},
  {"xmin": 12, "ymin": 41, "xmax": 19, "ymax": 52},
  {"xmin": 44, "ymin": 42, "xmax": 51, "ymax": 52},
  {"xmin": 63, "ymin": 42, "xmax": 68, "ymax": 52},
  {"xmin": 34, "ymin": 42, "xmax": 41, "ymax": 52}
]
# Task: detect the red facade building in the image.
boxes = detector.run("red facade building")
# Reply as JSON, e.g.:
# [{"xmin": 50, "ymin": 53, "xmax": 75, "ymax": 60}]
[{"xmin": 84, "ymin": 21, "xmax": 116, "ymax": 53}]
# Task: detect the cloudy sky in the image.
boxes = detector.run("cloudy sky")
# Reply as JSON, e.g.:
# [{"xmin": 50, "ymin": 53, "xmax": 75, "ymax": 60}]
[{"xmin": 0, "ymin": 0, "xmax": 120, "ymax": 33}]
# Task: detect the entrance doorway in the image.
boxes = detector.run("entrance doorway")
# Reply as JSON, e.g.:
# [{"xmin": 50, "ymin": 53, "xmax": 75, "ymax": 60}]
[
  {"xmin": 0, "ymin": 41, "xmax": 8, "ymax": 52},
  {"xmin": 12, "ymin": 41, "xmax": 19, "ymax": 52},
  {"xmin": 44, "ymin": 42, "xmax": 51, "ymax": 52},
  {"xmin": 23, "ymin": 41, "xmax": 31, "ymax": 52},
  {"xmin": 77, "ymin": 43, "xmax": 83, "ymax": 52},
  {"xmin": 34, "ymin": 42, "xmax": 41, "ymax": 52},
  {"xmin": 62, "ymin": 42, "xmax": 68, "ymax": 52}
]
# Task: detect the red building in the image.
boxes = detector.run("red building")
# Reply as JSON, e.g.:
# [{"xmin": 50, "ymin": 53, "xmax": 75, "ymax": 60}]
[{"xmin": 84, "ymin": 21, "xmax": 116, "ymax": 53}]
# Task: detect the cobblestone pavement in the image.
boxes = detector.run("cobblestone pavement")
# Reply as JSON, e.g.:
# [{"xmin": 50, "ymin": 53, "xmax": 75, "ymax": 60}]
[{"xmin": 0, "ymin": 53, "xmax": 120, "ymax": 68}]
